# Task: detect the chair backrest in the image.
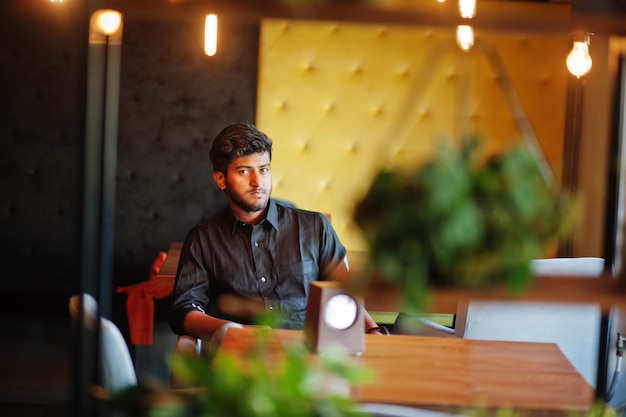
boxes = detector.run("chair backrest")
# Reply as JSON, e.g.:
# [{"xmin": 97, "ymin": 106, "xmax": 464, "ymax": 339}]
[
  {"xmin": 455, "ymin": 257, "xmax": 606, "ymax": 389},
  {"xmin": 529, "ymin": 257, "xmax": 606, "ymax": 277},
  {"xmin": 69, "ymin": 294, "xmax": 137, "ymax": 393}
]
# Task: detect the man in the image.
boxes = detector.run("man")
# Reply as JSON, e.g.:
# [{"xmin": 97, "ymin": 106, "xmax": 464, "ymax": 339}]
[{"xmin": 169, "ymin": 123, "xmax": 386, "ymax": 342}]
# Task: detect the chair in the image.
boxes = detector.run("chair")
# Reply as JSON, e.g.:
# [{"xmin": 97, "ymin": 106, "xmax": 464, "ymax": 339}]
[
  {"xmin": 394, "ymin": 314, "xmax": 455, "ymax": 337},
  {"xmin": 455, "ymin": 257, "xmax": 606, "ymax": 389},
  {"xmin": 69, "ymin": 294, "xmax": 137, "ymax": 393},
  {"xmin": 396, "ymin": 258, "xmax": 608, "ymax": 388}
]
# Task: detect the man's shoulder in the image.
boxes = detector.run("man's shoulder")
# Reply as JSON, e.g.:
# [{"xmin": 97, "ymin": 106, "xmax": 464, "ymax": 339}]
[
  {"xmin": 188, "ymin": 208, "xmax": 230, "ymax": 233},
  {"xmin": 274, "ymin": 199, "xmax": 297, "ymax": 208},
  {"xmin": 275, "ymin": 202, "xmax": 329, "ymax": 225}
]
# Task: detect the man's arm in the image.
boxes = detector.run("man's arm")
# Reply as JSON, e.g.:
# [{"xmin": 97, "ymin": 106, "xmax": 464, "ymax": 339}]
[
  {"xmin": 183, "ymin": 310, "xmax": 242, "ymax": 340},
  {"xmin": 169, "ymin": 228, "xmax": 238, "ymax": 338},
  {"xmin": 362, "ymin": 308, "xmax": 383, "ymax": 333},
  {"xmin": 319, "ymin": 217, "xmax": 387, "ymax": 335}
]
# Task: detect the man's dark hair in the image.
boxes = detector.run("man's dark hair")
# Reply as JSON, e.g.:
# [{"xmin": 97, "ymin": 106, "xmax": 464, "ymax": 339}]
[{"xmin": 209, "ymin": 123, "xmax": 273, "ymax": 173}]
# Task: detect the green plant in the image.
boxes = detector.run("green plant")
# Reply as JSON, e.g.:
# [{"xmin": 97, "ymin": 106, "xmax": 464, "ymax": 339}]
[
  {"xmin": 169, "ymin": 331, "xmax": 370, "ymax": 417},
  {"xmin": 353, "ymin": 139, "xmax": 577, "ymax": 312},
  {"xmin": 99, "ymin": 314, "xmax": 371, "ymax": 417}
]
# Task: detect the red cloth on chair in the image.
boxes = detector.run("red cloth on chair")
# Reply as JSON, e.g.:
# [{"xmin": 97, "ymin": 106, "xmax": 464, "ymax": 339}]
[{"xmin": 116, "ymin": 251, "xmax": 172, "ymax": 345}]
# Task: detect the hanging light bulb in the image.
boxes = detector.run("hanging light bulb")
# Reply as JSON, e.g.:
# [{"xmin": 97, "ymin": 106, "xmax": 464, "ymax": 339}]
[
  {"xmin": 566, "ymin": 35, "xmax": 592, "ymax": 79},
  {"xmin": 204, "ymin": 14, "xmax": 218, "ymax": 57},
  {"xmin": 95, "ymin": 10, "xmax": 122, "ymax": 36},
  {"xmin": 456, "ymin": 25, "xmax": 474, "ymax": 51},
  {"xmin": 459, "ymin": 0, "xmax": 476, "ymax": 18}
]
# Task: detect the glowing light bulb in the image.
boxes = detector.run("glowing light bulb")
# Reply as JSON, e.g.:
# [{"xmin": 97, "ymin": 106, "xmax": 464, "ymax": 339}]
[
  {"xmin": 459, "ymin": 0, "xmax": 476, "ymax": 18},
  {"xmin": 96, "ymin": 10, "xmax": 122, "ymax": 36},
  {"xmin": 456, "ymin": 25, "xmax": 474, "ymax": 51},
  {"xmin": 204, "ymin": 14, "xmax": 218, "ymax": 57},
  {"xmin": 566, "ymin": 40, "xmax": 592, "ymax": 78}
]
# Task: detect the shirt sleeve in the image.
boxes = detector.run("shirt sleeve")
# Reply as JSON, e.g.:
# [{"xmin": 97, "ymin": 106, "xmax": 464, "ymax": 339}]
[
  {"xmin": 168, "ymin": 227, "xmax": 210, "ymax": 335},
  {"xmin": 318, "ymin": 213, "xmax": 349, "ymax": 280}
]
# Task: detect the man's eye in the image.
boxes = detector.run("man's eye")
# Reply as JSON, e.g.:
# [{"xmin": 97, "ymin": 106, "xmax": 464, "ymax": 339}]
[
  {"xmin": 260, "ymin": 168, "xmax": 270, "ymax": 174},
  {"xmin": 239, "ymin": 170, "xmax": 249, "ymax": 175}
]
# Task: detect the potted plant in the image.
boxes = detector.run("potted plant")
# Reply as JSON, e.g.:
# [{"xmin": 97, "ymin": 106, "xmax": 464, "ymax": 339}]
[{"xmin": 352, "ymin": 138, "xmax": 578, "ymax": 312}]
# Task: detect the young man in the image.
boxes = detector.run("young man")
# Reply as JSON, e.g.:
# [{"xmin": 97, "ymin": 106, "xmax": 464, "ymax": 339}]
[{"xmin": 168, "ymin": 123, "xmax": 385, "ymax": 341}]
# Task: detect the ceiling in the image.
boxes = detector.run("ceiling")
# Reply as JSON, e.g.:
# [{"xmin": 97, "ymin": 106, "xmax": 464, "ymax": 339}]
[{"xmin": 106, "ymin": 0, "xmax": 626, "ymax": 35}]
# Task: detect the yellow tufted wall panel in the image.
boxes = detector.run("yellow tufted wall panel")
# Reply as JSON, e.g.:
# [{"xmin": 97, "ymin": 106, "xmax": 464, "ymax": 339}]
[{"xmin": 256, "ymin": 19, "xmax": 569, "ymax": 251}]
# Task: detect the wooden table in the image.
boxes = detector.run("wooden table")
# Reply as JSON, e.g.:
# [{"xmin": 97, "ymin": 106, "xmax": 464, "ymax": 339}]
[{"xmin": 219, "ymin": 328, "xmax": 595, "ymax": 414}]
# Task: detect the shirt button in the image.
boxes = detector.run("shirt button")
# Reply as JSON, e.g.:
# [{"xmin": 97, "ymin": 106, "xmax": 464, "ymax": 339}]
[
  {"xmin": 254, "ymin": 242, "xmax": 259, "ymax": 247},
  {"xmin": 260, "ymin": 276, "xmax": 267, "ymax": 283},
  {"xmin": 269, "ymin": 305, "xmax": 274, "ymax": 310}
]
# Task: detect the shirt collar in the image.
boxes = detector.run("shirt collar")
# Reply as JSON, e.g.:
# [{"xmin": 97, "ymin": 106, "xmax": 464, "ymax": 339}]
[
  {"xmin": 264, "ymin": 199, "xmax": 279, "ymax": 231},
  {"xmin": 225, "ymin": 199, "xmax": 279, "ymax": 235}
]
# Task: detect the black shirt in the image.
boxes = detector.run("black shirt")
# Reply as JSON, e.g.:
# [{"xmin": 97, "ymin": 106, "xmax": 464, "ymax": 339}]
[{"xmin": 168, "ymin": 199, "xmax": 348, "ymax": 333}]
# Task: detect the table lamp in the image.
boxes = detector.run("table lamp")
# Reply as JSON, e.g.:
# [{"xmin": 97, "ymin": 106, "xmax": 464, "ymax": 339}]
[{"xmin": 304, "ymin": 281, "xmax": 364, "ymax": 355}]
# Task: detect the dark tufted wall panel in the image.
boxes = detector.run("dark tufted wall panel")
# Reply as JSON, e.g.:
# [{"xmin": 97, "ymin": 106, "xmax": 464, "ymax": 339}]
[
  {"xmin": 0, "ymin": 4, "xmax": 88, "ymax": 309},
  {"xmin": 115, "ymin": 13, "xmax": 259, "ymax": 288},
  {"xmin": 1, "ymin": 4, "xmax": 259, "ymax": 316}
]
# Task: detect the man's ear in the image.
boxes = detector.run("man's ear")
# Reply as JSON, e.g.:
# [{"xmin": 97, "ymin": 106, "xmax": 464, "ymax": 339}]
[{"xmin": 213, "ymin": 171, "xmax": 226, "ymax": 191}]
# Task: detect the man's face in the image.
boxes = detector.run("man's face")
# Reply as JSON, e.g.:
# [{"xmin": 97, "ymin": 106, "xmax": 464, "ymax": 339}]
[{"xmin": 214, "ymin": 151, "xmax": 272, "ymax": 214}]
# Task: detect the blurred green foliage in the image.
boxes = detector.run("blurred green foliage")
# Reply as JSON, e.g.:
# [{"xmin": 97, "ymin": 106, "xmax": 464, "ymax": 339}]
[
  {"xmin": 99, "ymin": 313, "xmax": 372, "ymax": 417},
  {"xmin": 354, "ymin": 139, "xmax": 578, "ymax": 312},
  {"xmin": 166, "ymin": 330, "xmax": 371, "ymax": 417}
]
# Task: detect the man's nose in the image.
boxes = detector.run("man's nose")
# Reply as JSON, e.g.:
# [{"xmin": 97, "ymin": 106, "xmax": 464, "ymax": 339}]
[{"xmin": 250, "ymin": 170, "xmax": 260, "ymax": 185}]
